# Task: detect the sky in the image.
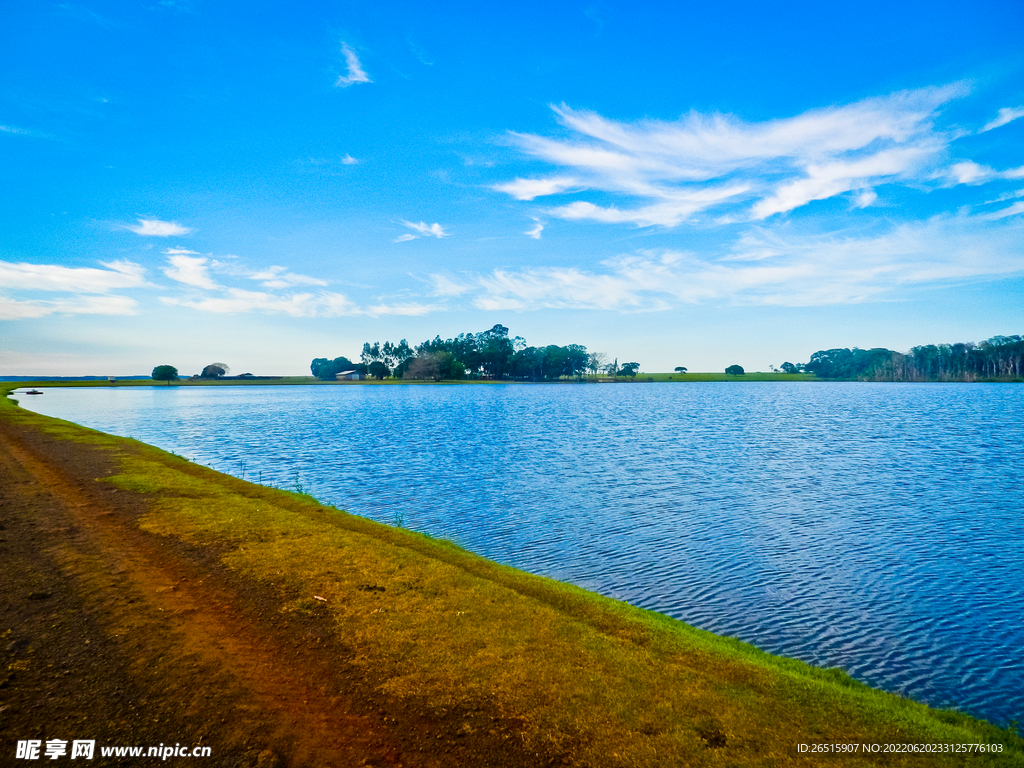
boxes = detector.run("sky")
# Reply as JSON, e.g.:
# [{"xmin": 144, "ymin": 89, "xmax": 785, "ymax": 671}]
[{"xmin": 2, "ymin": 0, "xmax": 1023, "ymax": 376}]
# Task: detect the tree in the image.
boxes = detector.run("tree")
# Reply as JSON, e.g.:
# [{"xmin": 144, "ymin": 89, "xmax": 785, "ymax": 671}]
[
  {"xmin": 151, "ymin": 365, "xmax": 178, "ymax": 384},
  {"xmin": 310, "ymin": 356, "xmax": 364, "ymax": 380},
  {"xmin": 478, "ymin": 324, "xmax": 516, "ymax": 379},
  {"xmin": 405, "ymin": 354, "xmax": 439, "ymax": 381},
  {"xmin": 725, "ymin": 365, "xmax": 745, "ymax": 375},
  {"xmin": 618, "ymin": 362, "xmax": 640, "ymax": 378},
  {"xmin": 589, "ymin": 352, "xmax": 609, "ymax": 377},
  {"xmin": 564, "ymin": 344, "xmax": 590, "ymax": 379},
  {"xmin": 779, "ymin": 362, "xmax": 799, "ymax": 374},
  {"xmin": 367, "ymin": 360, "xmax": 390, "ymax": 380},
  {"xmin": 674, "ymin": 366, "xmax": 687, "ymax": 374},
  {"xmin": 201, "ymin": 362, "xmax": 229, "ymax": 379}
]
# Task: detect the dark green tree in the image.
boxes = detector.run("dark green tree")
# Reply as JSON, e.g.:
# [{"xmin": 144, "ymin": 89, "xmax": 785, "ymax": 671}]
[
  {"xmin": 478, "ymin": 324, "xmax": 516, "ymax": 379},
  {"xmin": 725, "ymin": 364, "xmax": 745, "ymax": 375},
  {"xmin": 618, "ymin": 362, "xmax": 640, "ymax": 378},
  {"xmin": 367, "ymin": 360, "xmax": 390, "ymax": 380},
  {"xmin": 151, "ymin": 365, "xmax": 178, "ymax": 384},
  {"xmin": 310, "ymin": 356, "xmax": 365, "ymax": 380},
  {"xmin": 674, "ymin": 366, "xmax": 687, "ymax": 374},
  {"xmin": 201, "ymin": 363, "xmax": 229, "ymax": 379}
]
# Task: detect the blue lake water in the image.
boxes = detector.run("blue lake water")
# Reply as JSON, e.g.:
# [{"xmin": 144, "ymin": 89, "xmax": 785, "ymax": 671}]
[{"xmin": 16, "ymin": 382, "xmax": 1024, "ymax": 729}]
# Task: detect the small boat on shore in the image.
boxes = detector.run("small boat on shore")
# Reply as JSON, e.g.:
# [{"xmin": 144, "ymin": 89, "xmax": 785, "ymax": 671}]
[{"xmin": 24, "ymin": 390, "xmax": 43, "ymax": 395}]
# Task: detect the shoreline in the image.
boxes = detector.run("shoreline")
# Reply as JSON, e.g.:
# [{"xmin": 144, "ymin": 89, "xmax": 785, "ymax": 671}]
[
  {"xmin": 6, "ymin": 372, "xmax": 1024, "ymax": 389},
  {"xmin": 1, "ymin": 386, "xmax": 1021, "ymax": 766}
]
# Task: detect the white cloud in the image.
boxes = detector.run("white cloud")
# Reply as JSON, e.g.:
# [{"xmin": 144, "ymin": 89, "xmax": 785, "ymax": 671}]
[
  {"xmin": 162, "ymin": 289, "xmax": 356, "ymax": 317},
  {"xmin": 128, "ymin": 218, "xmax": 192, "ymax": 236},
  {"xmin": 944, "ymin": 161, "xmax": 995, "ymax": 185},
  {"xmin": 394, "ymin": 234, "xmax": 417, "ymax": 243},
  {"xmin": 0, "ymin": 125, "xmax": 31, "ymax": 135},
  {"xmin": 0, "ymin": 259, "xmax": 149, "ymax": 292},
  {"xmin": 985, "ymin": 188, "xmax": 1024, "ymax": 204},
  {"xmin": 248, "ymin": 265, "xmax": 328, "ymax": 289},
  {"xmin": 362, "ymin": 302, "xmax": 437, "ymax": 317},
  {"xmin": 436, "ymin": 215, "xmax": 1024, "ymax": 309},
  {"xmin": 982, "ymin": 201, "xmax": 1024, "ymax": 220},
  {"xmin": 752, "ymin": 146, "xmax": 935, "ymax": 218},
  {"xmin": 525, "ymin": 219, "xmax": 544, "ymax": 239},
  {"xmin": 162, "ymin": 253, "xmax": 218, "ymax": 289},
  {"xmin": 551, "ymin": 184, "xmax": 750, "ymax": 227},
  {"xmin": 937, "ymin": 162, "xmax": 1024, "ymax": 187},
  {"xmin": 428, "ymin": 274, "xmax": 471, "ymax": 296},
  {"xmin": 160, "ymin": 288, "xmax": 441, "ymax": 318},
  {"xmin": 981, "ymin": 106, "xmax": 1024, "ymax": 132},
  {"xmin": 336, "ymin": 43, "xmax": 371, "ymax": 87},
  {"xmin": 401, "ymin": 220, "xmax": 449, "ymax": 238},
  {"xmin": 342, "ymin": 154, "xmax": 359, "ymax": 165},
  {"xmin": 492, "ymin": 176, "xmax": 579, "ymax": 201},
  {"xmin": 497, "ymin": 84, "xmax": 971, "ymax": 225},
  {"xmin": 853, "ymin": 189, "xmax": 878, "ymax": 208},
  {"xmin": 0, "ymin": 294, "xmax": 138, "ymax": 320},
  {"xmin": 159, "ymin": 253, "xmax": 328, "ymax": 291}
]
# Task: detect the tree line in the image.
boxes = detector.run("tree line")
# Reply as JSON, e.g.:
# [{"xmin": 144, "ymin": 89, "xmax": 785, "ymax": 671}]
[
  {"xmin": 780, "ymin": 334, "xmax": 1024, "ymax": 381},
  {"xmin": 312, "ymin": 324, "xmax": 640, "ymax": 381}
]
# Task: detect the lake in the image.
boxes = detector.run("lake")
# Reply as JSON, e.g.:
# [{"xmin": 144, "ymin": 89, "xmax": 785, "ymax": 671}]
[{"xmin": 16, "ymin": 382, "xmax": 1024, "ymax": 729}]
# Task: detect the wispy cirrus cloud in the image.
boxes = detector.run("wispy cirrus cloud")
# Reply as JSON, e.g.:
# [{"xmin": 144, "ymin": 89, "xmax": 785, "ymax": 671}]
[
  {"xmin": 397, "ymin": 220, "xmax": 449, "ymax": 241},
  {"xmin": 935, "ymin": 161, "xmax": 1024, "ymax": 187},
  {"xmin": 496, "ymin": 85, "xmax": 985, "ymax": 226},
  {"xmin": 982, "ymin": 201, "xmax": 1024, "ymax": 220},
  {"xmin": 525, "ymin": 219, "xmax": 544, "ymax": 239},
  {"xmin": 161, "ymin": 289, "xmax": 439, "ymax": 317},
  {"xmin": 0, "ymin": 259, "xmax": 149, "ymax": 292},
  {"xmin": 160, "ymin": 251, "xmax": 328, "ymax": 291},
  {"xmin": 336, "ymin": 43, "xmax": 371, "ymax": 87},
  {"xmin": 493, "ymin": 176, "xmax": 579, "ymax": 200},
  {"xmin": 155, "ymin": 251, "xmax": 435, "ymax": 317},
  {"xmin": 162, "ymin": 251, "xmax": 217, "ymax": 289},
  {"xmin": 128, "ymin": 218, "xmax": 192, "ymax": 236},
  {"xmin": 249, "ymin": 265, "xmax": 328, "ymax": 289},
  {"xmin": 750, "ymin": 146, "xmax": 936, "ymax": 218},
  {"xmin": 428, "ymin": 215, "xmax": 1024, "ymax": 309},
  {"xmin": 0, "ymin": 294, "xmax": 138, "ymax": 320},
  {"xmin": 0, "ymin": 259, "xmax": 147, "ymax": 320},
  {"xmin": 162, "ymin": 289, "xmax": 354, "ymax": 316},
  {"xmin": 981, "ymin": 106, "xmax": 1024, "ymax": 133}
]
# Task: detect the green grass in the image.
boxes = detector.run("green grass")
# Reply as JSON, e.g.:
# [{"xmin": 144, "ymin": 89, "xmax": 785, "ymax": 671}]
[{"xmin": 2, "ymin": 384, "xmax": 1021, "ymax": 766}]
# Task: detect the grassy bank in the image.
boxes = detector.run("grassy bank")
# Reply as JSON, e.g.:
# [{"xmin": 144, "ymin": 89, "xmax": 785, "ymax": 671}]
[{"xmin": 2, "ymin": 385, "xmax": 1020, "ymax": 766}]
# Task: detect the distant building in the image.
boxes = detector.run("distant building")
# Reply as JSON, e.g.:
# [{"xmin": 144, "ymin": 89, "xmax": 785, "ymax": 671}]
[{"xmin": 335, "ymin": 370, "xmax": 364, "ymax": 380}]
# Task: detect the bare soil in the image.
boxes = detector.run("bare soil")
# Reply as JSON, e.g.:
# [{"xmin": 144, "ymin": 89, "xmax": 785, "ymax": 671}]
[{"xmin": 0, "ymin": 413, "xmax": 542, "ymax": 767}]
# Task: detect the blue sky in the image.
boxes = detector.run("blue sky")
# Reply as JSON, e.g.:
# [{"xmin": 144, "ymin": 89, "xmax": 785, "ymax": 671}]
[{"xmin": 2, "ymin": 0, "xmax": 1023, "ymax": 375}]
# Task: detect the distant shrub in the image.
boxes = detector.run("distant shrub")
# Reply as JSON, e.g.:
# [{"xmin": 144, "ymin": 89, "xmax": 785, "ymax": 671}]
[{"xmin": 725, "ymin": 365, "xmax": 745, "ymax": 375}]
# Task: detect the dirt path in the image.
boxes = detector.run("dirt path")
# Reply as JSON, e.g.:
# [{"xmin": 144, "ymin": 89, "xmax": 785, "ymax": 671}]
[{"xmin": 0, "ymin": 415, "xmax": 527, "ymax": 767}]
